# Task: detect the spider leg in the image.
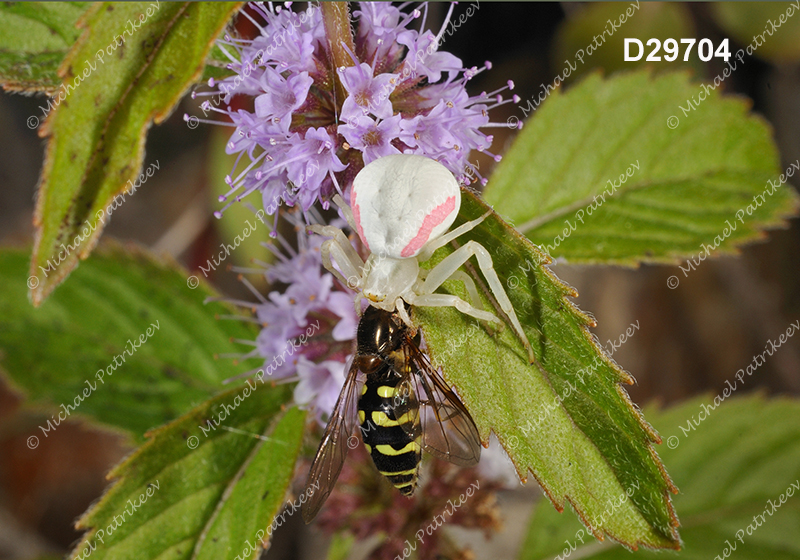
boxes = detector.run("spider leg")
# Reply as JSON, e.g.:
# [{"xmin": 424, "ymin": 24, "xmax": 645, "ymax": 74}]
[
  {"xmin": 354, "ymin": 293, "xmax": 367, "ymax": 316},
  {"xmin": 447, "ymin": 270, "xmax": 484, "ymax": 311},
  {"xmin": 420, "ymin": 240, "xmax": 535, "ymax": 363},
  {"xmin": 309, "ymin": 227, "xmax": 365, "ymax": 292},
  {"xmin": 412, "ymin": 293, "xmax": 500, "ymax": 324},
  {"xmin": 417, "ymin": 210, "xmax": 491, "ymax": 262},
  {"xmin": 395, "ymin": 298, "xmax": 414, "ymax": 328},
  {"xmin": 332, "ymin": 194, "xmax": 358, "ymax": 233},
  {"xmin": 308, "ymin": 224, "xmax": 363, "ymax": 270},
  {"xmin": 317, "ymin": 239, "xmax": 355, "ymax": 288}
]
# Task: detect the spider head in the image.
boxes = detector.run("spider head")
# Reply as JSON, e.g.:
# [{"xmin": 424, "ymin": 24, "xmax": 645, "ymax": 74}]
[{"xmin": 361, "ymin": 255, "xmax": 419, "ymax": 308}]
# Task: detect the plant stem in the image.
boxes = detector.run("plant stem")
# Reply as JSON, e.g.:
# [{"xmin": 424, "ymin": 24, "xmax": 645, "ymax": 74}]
[{"xmin": 321, "ymin": 1, "xmax": 356, "ymax": 110}]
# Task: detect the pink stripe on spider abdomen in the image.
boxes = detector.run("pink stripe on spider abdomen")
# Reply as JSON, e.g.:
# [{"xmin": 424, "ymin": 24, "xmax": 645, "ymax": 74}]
[
  {"xmin": 351, "ymin": 200, "xmax": 370, "ymax": 252},
  {"xmin": 400, "ymin": 196, "xmax": 456, "ymax": 258}
]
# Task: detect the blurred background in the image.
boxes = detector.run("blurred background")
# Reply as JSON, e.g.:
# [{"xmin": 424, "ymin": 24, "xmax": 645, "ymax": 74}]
[{"xmin": 0, "ymin": 2, "xmax": 798, "ymax": 559}]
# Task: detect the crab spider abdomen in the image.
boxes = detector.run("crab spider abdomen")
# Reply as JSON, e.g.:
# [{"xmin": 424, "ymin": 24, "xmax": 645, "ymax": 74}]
[{"xmin": 351, "ymin": 155, "xmax": 461, "ymax": 259}]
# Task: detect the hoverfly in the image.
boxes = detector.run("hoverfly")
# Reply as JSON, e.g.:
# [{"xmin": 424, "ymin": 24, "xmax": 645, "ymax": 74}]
[{"xmin": 301, "ymin": 305, "xmax": 482, "ymax": 523}]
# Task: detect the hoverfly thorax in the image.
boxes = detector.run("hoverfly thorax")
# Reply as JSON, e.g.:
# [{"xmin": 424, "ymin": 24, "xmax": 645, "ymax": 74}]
[{"xmin": 358, "ymin": 305, "xmax": 405, "ymax": 355}]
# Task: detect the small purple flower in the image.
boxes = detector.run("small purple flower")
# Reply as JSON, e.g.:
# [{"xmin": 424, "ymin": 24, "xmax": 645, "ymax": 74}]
[
  {"xmin": 294, "ymin": 356, "xmax": 349, "ymax": 418},
  {"xmin": 399, "ymin": 101, "xmax": 459, "ymax": 157},
  {"xmin": 354, "ymin": 2, "xmax": 407, "ymax": 68},
  {"xmin": 284, "ymin": 127, "xmax": 347, "ymax": 209},
  {"xmin": 339, "ymin": 62, "xmax": 398, "ymax": 121},
  {"xmin": 340, "ymin": 114, "xmax": 402, "ymax": 165},
  {"xmin": 253, "ymin": 68, "xmax": 313, "ymax": 133},
  {"xmin": 327, "ymin": 291, "xmax": 359, "ymax": 341},
  {"xmin": 250, "ymin": 6, "xmax": 323, "ymax": 74},
  {"xmin": 397, "ymin": 29, "xmax": 462, "ymax": 84},
  {"xmin": 192, "ymin": 2, "xmax": 520, "ymax": 222}
]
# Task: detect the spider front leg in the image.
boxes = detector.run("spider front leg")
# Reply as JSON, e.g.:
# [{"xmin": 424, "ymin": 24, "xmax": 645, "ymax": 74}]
[
  {"xmin": 395, "ymin": 298, "xmax": 414, "ymax": 329},
  {"xmin": 420, "ymin": 240, "xmax": 535, "ymax": 363},
  {"xmin": 332, "ymin": 194, "xmax": 358, "ymax": 232},
  {"xmin": 308, "ymin": 224, "xmax": 365, "ymax": 290}
]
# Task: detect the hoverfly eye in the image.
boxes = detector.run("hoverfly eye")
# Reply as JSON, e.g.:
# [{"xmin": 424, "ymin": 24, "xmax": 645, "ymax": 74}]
[{"xmin": 358, "ymin": 355, "xmax": 382, "ymax": 373}]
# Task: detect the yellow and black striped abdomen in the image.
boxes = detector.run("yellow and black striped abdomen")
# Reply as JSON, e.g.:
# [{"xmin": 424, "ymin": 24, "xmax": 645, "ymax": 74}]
[{"xmin": 358, "ymin": 375, "xmax": 421, "ymax": 495}]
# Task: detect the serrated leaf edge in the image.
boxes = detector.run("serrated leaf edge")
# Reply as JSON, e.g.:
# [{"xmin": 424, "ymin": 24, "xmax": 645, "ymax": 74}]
[
  {"xmin": 501, "ymin": 70, "xmax": 800, "ymax": 268},
  {"xmin": 428, "ymin": 193, "xmax": 680, "ymax": 549},
  {"xmin": 29, "ymin": 2, "xmax": 242, "ymax": 306}
]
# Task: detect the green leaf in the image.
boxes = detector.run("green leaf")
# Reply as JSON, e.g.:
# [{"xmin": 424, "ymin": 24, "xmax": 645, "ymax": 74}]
[
  {"xmin": 0, "ymin": 2, "xmax": 88, "ymax": 93},
  {"xmin": 711, "ymin": 2, "xmax": 800, "ymax": 64},
  {"xmin": 29, "ymin": 1, "xmax": 242, "ymax": 306},
  {"xmin": 415, "ymin": 190, "xmax": 679, "ymax": 550},
  {"xmin": 0, "ymin": 243, "xmax": 261, "ymax": 440},
  {"xmin": 486, "ymin": 71, "xmax": 799, "ymax": 266},
  {"xmin": 519, "ymin": 395, "xmax": 800, "ymax": 560},
  {"xmin": 68, "ymin": 385, "xmax": 306, "ymax": 560}
]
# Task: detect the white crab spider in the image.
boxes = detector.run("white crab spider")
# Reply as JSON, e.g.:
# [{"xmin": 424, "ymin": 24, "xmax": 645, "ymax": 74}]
[{"xmin": 310, "ymin": 154, "xmax": 534, "ymax": 362}]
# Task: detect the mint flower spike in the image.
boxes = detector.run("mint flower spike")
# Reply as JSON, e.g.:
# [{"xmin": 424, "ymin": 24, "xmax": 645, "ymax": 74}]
[{"xmin": 189, "ymin": 1, "xmax": 521, "ymax": 226}]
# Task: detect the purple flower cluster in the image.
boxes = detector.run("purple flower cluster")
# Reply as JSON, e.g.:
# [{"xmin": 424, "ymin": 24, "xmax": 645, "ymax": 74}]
[
  {"xmin": 193, "ymin": 1, "xmax": 519, "ymax": 223},
  {"xmin": 224, "ymin": 216, "xmax": 358, "ymax": 420}
]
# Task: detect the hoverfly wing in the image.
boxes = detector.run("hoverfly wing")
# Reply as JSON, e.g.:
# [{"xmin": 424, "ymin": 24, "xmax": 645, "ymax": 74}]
[
  {"xmin": 301, "ymin": 355, "xmax": 364, "ymax": 524},
  {"xmin": 403, "ymin": 340, "xmax": 482, "ymax": 467},
  {"xmin": 391, "ymin": 374, "xmax": 421, "ymax": 439}
]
